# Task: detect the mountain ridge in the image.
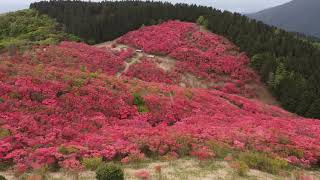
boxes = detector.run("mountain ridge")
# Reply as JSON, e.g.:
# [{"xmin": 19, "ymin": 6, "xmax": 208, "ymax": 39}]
[{"xmin": 248, "ymin": 0, "xmax": 320, "ymax": 38}]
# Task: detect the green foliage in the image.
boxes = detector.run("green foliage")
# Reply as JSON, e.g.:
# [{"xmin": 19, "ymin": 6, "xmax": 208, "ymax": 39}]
[
  {"xmin": 250, "ymin": 53, "xmax": 277, "ymax": 82},
  {"xmin": 313, "ymin": 42, "xmax": 320, "ymax": 49},
  {"xmin": 0, "ymin": 9, "xmax": 80, "ymax": 50},
  {"xmin": 250, "ymin": 54, "xmax": 264, "ymax": 71},
  {"xmin": 87, "ymin": 39, "xmax": 96, "ymax": 45},
  {"xmin": 277, "ymin": 73, "xmax": 307, "ymax": 112},
  {"xmin": 137, "ymin": 106, "xmax": 149, "ymax": 113},
  {"xmin": 286, "ymin": 148, "xmax": 304, "ymax": 159},
  {"xmin": 0, "ymin": 128, "xmax": 11, "ymax": 139},
  {"xmin": 8, "ymin": 92, "xmax": 22, "ymax": 100},
  {"xmin": 251, "ymin": 53, "xmax": 312, "ymax": 116},
  {"xmin": 0, "ymin": 98, "xmax": 4, "ymax": 103},
  {"xmin": 82, "ymin": 157, "xmax": 103, "ymax": 171},
  {"xmin": 206, "ymin": 141, "xmax": 232, "ymax": 159},
  {"xmin": 0, "ymin": 175, "xmax": 6, "ymax": 180},
  {"xmin": 80, "ymin": 65, "xmax": 87, "ymax": 72},
  {"xmin": 89, "ymin": 72, "xmax": 99, "ymax": 79},
  {"xmin": 237, "ymin": 161, "xmax": 249, "ymax": 176},
  {"xmin": 133, "ymin": 93, "xmax": 145, "ymax": 106},
  {"xmin": 232, "ymin": 161, "xmax": 249, "ymax": 177},
  {"xmin": 0, "ymin": 160, "xmax": 13, "ymax": 171},
  {"xmin": 306, "ymin": 99, "xmax": 320, "ymax": 119},
  {"xmin": 196, "ymin": 16, "xmax": 208, "ymax": 28},
  {"xmin": 96, "ymin": 163, "xmax": 124, "ymax": 180},
  {"xmin": 71, "ymin": 78, "xmax": 86, "ymax": 88},
  {"xmin": 238, "ymin": 152, "xmax": 289, "ymax": 174},
  {"xmin": 58, "ymin": 145, "xmax": 79, "ymax": 155},
  {"xmin": 175, "ymin": 136, "xmax": 193, "ymax": 156},
  {"xmin": 133, "ymin": 93, "xmax": 149, "ymax": 113},
  {"xmin": 271, "ymin": 61, "xmax": 287, "ymax": 89},
  {"xmin": 29, "ymin": 92, "xmax": 45, "ymax": 102}
]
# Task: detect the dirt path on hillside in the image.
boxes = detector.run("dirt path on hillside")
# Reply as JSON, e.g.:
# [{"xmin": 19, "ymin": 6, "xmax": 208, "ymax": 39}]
[
  {"xmin": 95, "ymin": 41, "xmax": 176, "ymax": 77},
  {"xmin": 117, "ymin": 56, "xmax": 140, "ymax": 77},
  {"xmin": 95, "ymin": 41, "xmax": 279, "ymax": 105},
  {"xmin": 96, "ymin": 42, "xmax": 142, "ymax": 77}
]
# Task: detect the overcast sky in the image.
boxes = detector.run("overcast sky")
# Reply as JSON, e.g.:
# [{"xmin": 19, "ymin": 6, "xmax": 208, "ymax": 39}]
[{"xmin": 0, "ymin": 0, "xmax": 292, "ymax": 14}]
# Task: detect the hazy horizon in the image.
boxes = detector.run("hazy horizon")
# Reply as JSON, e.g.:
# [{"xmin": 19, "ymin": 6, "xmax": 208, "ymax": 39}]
[{"xmin": 0, "ymin": 0, "xmax": 292, "ymax": 14}]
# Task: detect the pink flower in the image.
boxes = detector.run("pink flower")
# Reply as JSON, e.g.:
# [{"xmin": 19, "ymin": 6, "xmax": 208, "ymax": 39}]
[
  {"xmin": 191, "ymin": 146, "xmax": 215, "ymax": 160},
  {"xmin": 300, "ymin": 175, "xmax": 313, "ymax": 180},
  {"xmin": 135, "ymin": 170, "xmax": 150, "ymax": 180},
  {"xmin": 224, "ymin": 155, "xmax": 233, "ymax": 161},
  {"xmin": 101, "ymin": 146, "xmax": 116, "ymax": 160},
  {"xmin": 16, "ymin": 163, "xmax": 28, "ymax": 173},
  {"xmin": 121, "ymin": 157, "xmax": 129, "ymax": 164},
  {"xmin": 233, "ymin": 140, "xmax": 245, "ymax": 150},
  {"xmin": 154, "ymin": 165, "xmax": 161, "ymax": 173},
  {"xmin": 59, "ymin": 158, "xmax": 84, "ymax": 172},
  {"xmin": 42, "ymin": 99, "xmax": 57, "ymax": 106},
  {"xmin": 286, "ymin": 156, "xmax": 300, "ymax": 165}
]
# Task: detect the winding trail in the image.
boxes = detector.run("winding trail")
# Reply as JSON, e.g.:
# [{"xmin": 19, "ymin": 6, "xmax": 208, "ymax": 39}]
[{"xmin": 94, "ymin": 41, "xmax": 278, "ymax": 106}]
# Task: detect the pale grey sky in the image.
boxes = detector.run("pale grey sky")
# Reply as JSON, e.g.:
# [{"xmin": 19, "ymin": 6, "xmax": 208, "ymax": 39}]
[{"xmin": 0, "ymin": 0, "xmax": 292, "ymax": 14}]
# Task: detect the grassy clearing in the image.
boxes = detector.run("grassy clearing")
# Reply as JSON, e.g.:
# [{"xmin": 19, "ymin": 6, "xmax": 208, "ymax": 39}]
[{"xmin": 1, "ymin": 158, "xmax": 319, "ymax": 180}]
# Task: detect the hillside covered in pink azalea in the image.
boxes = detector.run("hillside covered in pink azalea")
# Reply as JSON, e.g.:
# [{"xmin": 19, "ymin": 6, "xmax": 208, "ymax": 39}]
[{"xmin": 0, "ymin": 21, "xmax": 320, "ymax": 173}]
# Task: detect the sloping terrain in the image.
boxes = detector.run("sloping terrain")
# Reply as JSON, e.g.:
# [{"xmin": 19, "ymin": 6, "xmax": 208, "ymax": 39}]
[
  {"xmin": 97, "ymin": 21, "xmax": 278, "ymax": 105},
  {"xmin": 248, "ymin": 0, "xmax": 320, "ymax": 38},
  {"xmin": 0, "ymin": 21, "xmax": 320, "ymax": 178},
  {"xmin": 31, "ymin": 0, "xmax": 320, "ymax": 119},
  {"xmin": 117, "ymin": 21, "xmax": 257, "ymax": 94}
]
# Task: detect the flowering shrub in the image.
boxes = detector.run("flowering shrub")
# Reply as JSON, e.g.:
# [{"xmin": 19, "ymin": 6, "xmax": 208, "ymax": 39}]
[
  {"xmin": 118, "ymin": 21, "xmax": 258, "ymax": 97},
  {"xmin": 81, "ymin": 157, "xmax": 103, "ymax": 170},
  {"xmin": 118, "ymin": 21, "xmax": 194, "ymax": 55},
  {"xmin": 35, "ymin": 41, "xmax": 126, "ymax": 76},
  {"xmin": 233, "ymin": 140, "xmax": 245, "ymax": 150},
  {"xmin": 59, "ymin": 158, "xmax": 84, "ymax": 172},
  {"xmin": 190, "ymin": 146, "xmax": 215, "ymax": 161},
  {"xmin": 123, "ymin": 57, "xmax": 176, "ymax": 84},
  {"xmin": 0, "ymin": 21, "xmax": 320, "ymax": 173}
]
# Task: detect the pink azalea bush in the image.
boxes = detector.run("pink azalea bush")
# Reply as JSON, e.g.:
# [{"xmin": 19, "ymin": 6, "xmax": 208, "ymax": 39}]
[
  {"xmin": 35, "ymin": 41, "xmax": 126, "ymax": 75},
  {"xmin": 123, "ymin": 57, "xmax": 176, "ymax": 84}
]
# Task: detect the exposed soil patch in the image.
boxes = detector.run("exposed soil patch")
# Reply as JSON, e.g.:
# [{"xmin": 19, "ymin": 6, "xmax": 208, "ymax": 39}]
[{"xmin": 246, "ymin": 82, "xmax": 279, "ymax": 105}]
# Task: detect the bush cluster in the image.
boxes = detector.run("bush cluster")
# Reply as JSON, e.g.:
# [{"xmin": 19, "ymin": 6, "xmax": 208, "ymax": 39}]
[{"xmin": 96, "ymin": 163, "xmax": 124, "ymax": 180}]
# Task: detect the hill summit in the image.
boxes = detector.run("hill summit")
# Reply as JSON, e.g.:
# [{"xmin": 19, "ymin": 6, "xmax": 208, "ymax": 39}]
[{"xmin": 1, "ymin": 21, "xmax": 320, "ymax": 173}]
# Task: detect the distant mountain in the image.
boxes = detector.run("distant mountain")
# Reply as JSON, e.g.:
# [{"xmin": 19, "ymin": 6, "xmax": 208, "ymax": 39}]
[{"xmin": 248, "ymin": 0, "xmax": 320, "ymax": 38}]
